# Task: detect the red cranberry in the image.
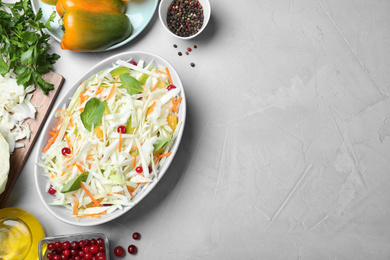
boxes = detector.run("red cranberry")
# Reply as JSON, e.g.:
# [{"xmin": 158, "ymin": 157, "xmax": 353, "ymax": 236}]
[
  {"xmin": 128, "ymin": 245, "xmax": 137, "ymax": 255},
  {"xmin": 90, "ymin": 245, "xmax": 99, "ymax": 254},
  {"xmin": 70, "ymin": 249, "xmax": 77, "ymax": 256},
  {"xmin": 167, "ymin": 84, "xmax": 176, "ymax": 91},
  {"xmin": 52, "ymin": 250, "xmax": 59, "ymax": 256},
  {"xmin": 61, "ymin": 255, "xmax": 69, "ymax": 260},
  {"xmin": 78, "ymin": 250, "xmax": 85, "ymax": 258},
  {"xmin": 47, "ymin": 253, "xmax": 54, "ymax": 260},
  {"xmin": 62, "ymin": 147, "xmax": 71, "ymax": 156},
  {"xmin": 113, "ymin": 246, "xmax": 125, "ymax": 257},
  {"xmin": 130, "ymin": 61, "xmax": 137, "ymax": 66},
  {"xmin": 98, "ymin": 246, "xmax": 105, "ymax": 253},
  {"xmin": 135, "ymin": 167, "xmax": 143, "ymax": 173},
  {"xmin": 84, "ymin": 253, "xmax": 93, "ymax": 260},
  {"xmin": 96, "ymin": 238, "xmax": 104, "ymax": 246},
  {"xmin": 117, "ymin": 125, "xmax": 126, "ymax": 134},
  {"xmin": 71, "ymin": 241, "xmax": 79, "ymax": 250},
  {"xmin": 97, "ymin": 256, "xmax": 106, "ymax": 260},
  {"xmin": 48, "ymin": 186, "xmax": 56, "ymax": 195},
  {"xmin": 74, "ymin": 257, "xmax": 81, "ymax": 260},
  {"xmin": 63, "ymin": 241, "xmax": 71, "ymax": 250},
  {"xmin": 84, "ymin": 239, "xmax": 91, "ymax": 246},
  {"xmin": 90, "ymin": 239, "xmax": 97, "ymax": 245},
  {"xmin": 96, "ymin": 253, "xmax": 105, "ymax": 257},
  {"xmin": 53, "ymin": 255, "xmax": 61, "ymax": 260},
  {"xmin": 63, "ymin": 249, "xmax": 70, "ymax": 256},
  {"xmin": 148, "ymin": 167, "xmax": 152, "ymax": 173},
  {"xmin": 55, "ymin": 241, "xmax": 62, "ymax": 251},
  {"xmin": 78, "ymin": 241, "xmax": 86, "ymax": 248},
  {"xmin": 48, "ymin": 243, "xmax": 56, "ymax": 251},
  {"xmin": 83, "ymin": 246, "xmax": 91, "ymax": 254},
  {"xmin": 132, "ymin": 232, "xmax": 141, "ymax": 240}
]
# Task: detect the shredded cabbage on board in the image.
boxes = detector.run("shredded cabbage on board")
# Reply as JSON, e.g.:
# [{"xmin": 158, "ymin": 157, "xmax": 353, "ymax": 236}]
[
  {"xmin": 38, "ymin": 59, "xmax": 183, "ymax": 218},
  {"xmin": 0, "ymin": 71, "xmax": 36, "ymax": 153}
]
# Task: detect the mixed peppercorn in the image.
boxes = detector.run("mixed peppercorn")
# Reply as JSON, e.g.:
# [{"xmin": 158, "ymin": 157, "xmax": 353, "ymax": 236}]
[{"xmin": 167, "ymin": 0, "xmax": 204, "ymax": 37}]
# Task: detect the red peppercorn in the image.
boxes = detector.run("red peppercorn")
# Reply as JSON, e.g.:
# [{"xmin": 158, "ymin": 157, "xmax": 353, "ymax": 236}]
[
  {"xmin": 48, "ymin": 243, "xmax": 56, "ymax": 251},
  {"xmin": 61, "ymin": 147, "xmax": 71, "ymax": 156},
  {"xmin": 117, "ymin": 125, "xmax": 126, "ymax": 134},
  {"xmin": 48, "ymin": 186, "xmax": 56, "ymax": 195},
  {"xmin": 135, "ymin": 167, "xmax": 143, "ymax": 173},
  {"xmin": 132, "ymin": 232, "xmax": 141, "ymax": 240},
  {"xmin": 194, "ymin": 45, "xmax": 197, "ymax": 48},
  {"xmin": 167, "ymin": 84, "xmax": 176, "ymax": 91},
  {"xmin": 129, "ymin": 61, "xmax": 137, "ymax": 66},
  {"xmin": 187, "ymin": 47, "xmax": 192, "ymax": 52},
  {"xmin": 90, "ymin": 245, "xmax": 99, "ymax": 254},
  {"xmin": 128, "ymin": 245, "xmax": 137, "ymax": 255},
  {"xmin": 114, "ymin": 246, "xmax": 125, "ymax": 257},
  {"xmin": 197, "ymin": 2, "xmax": 200, "ymax": 5}
]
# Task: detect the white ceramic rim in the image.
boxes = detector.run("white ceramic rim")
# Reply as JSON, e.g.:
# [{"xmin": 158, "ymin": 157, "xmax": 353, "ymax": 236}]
[
  {"xmin": 34, "ymin": 51, "xmax": 186, "ymax": 226},
  {"xmin": 158, "ymin": 0, "xmax": 211, "ymax": 40}
]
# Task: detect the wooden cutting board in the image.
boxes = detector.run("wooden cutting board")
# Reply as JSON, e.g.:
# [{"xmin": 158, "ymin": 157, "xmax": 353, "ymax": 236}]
[{"xmin": 0, "ymin": 71, "xmax": 64, "ymax": 208}]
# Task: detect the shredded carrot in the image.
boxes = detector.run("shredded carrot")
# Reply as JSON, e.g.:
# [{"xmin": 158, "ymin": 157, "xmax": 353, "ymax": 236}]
[
  {"xmin": 76, "ymin": 210, "xmax": 107, "ymax": 218},
  {"xmin": 133, "ymin": 153, "xmax": 137, "ymax": 169},
  {"xmin": 49, "ymin": 173, "xmax": 54, "ymax": 179},
  {"xmin": 166, "ymin": 67, "xmax": 173, "ymax": 85},
  {"xmin": 79, "ymin": 108, "xmax": 84, "ymax": 113},
  {"xmin": 42, "ymin": 131, "xmax": 59, "ymax": 153},
  {"xmin": 80, "ymin": 182, "xmax": 101, "ymax": 207},
  {"xmin": 170, "ymin": 97, "xmax": 182, "ymax": 113},
  {"xmin": 86, "ymin": 156, "xmax": 94, "ymax": 160},
  {"xmin": 85, "ymin": 198, "xmax": 103, "ymax": 208},
  {"xmin": 79, "ymin": 90, "xmax": 85, "ymax": 105},
  {"xmin": 76, "ymin": 164, "xmax": 84, "ymax": 172},
  {"xmin": 56, "ymin": 110, "xmax": 71, "ymax": 117},
  {"xmin": 96, "ymin": 86, "xmax": 104, "ymax": 95},
  {"xmin": 107, "ymin": 77, "xmax": 120, "ymax": 100},
  {"xmin": 129, "ymin": 142, "xmax": 144, "ymax": 153},
  {"xmin": 73, "ymin": 196, "xmax": 78, "ymax": 215},
  {"xmin": 119, "ymin": 132, "xmax": 122, "ymax": 152},
  {"xmin": 126, "ymin": 185, "xmax": 135, "ymax": 199},
  {"xmin": 152, "ymin": 78, "xmax": 160, "ymax": 91},
  {"xmin": 48, "ymin": 131, "xmax": 56, "ymax": 136},
  {"xmin": 155, "ymin": 69, "xmax": 168, "ymax": 75},
  {"xmin": 69, "ymin": 117, "xmax": 74, "ymax": 128},
  {"xmin": 60, "ymin": 171, "xmax": 66, "ymax": 177},
  {"xmin": 155, "ymin": 152, "xmax": 172, "ymax": 165},
  {"xmin": 147, "ymin": 101, "xmax": 156, "ymax": 116},
  {"xmin": 65, "ymin": 134, "xmax": 72, "ymax": 150}
]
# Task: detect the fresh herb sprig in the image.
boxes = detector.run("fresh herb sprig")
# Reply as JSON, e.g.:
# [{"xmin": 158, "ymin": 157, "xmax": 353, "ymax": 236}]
[{"xmin": 0, "ymin": 0, "xmax": 60, "ymax": 94}]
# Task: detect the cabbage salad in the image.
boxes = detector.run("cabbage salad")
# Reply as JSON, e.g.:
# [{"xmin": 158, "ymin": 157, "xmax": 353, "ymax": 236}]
[{"xmin": 38, "ymin": 59, "xmax": 182, "ymax": 218}]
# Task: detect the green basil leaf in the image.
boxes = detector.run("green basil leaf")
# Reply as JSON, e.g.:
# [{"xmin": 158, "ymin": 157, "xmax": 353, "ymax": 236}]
[
  {"xmin": 153, "ymin": 135, "xmax": 172, "ymax": 151},
  {"xmin": 61, "ymin": 172, "xmax": 89, "ymax": 193},
  {"xmin": 120, "ymin": 74, "xmax": 143, "ymax": 95},
  {"xmin": 80, "ymin": 97, "xmax": 105, "ymax": 132}
]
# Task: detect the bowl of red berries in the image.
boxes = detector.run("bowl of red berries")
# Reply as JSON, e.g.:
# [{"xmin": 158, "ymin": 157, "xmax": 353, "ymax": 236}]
[
  {"xmin": 38, "ymin": 233, "xmax": 109, "ymax": 260},
  {"xmin": 159, "ymin": 0, "xmax": 211, "ymax": 40}
]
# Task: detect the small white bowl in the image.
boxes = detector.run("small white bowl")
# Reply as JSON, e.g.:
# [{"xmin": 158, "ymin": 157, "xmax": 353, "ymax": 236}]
[{"xmin": 159, "ymin": 0, "xmax": 211, "ymax": 40}]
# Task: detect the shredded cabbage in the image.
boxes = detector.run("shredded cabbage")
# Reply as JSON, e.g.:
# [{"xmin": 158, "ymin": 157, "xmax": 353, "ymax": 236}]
[
  {"xmin": 39, "ymin": 59, "xmax": 182, "ymax": 218},
  {"xmin": 0, "ymin": 71, "xmax": 36, "ymax": 153}
]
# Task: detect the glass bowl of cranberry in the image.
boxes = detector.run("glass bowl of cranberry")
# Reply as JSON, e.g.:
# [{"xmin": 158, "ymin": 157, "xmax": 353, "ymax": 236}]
[{"xmin": 38, "ymin": 232, "xmax": 109, "ymax": 260}]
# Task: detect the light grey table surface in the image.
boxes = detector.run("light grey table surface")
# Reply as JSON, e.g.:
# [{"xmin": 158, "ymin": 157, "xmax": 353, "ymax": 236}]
[{"xmin": 7, "ymin": 0, "xmax": 390, "ymax": 259}]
